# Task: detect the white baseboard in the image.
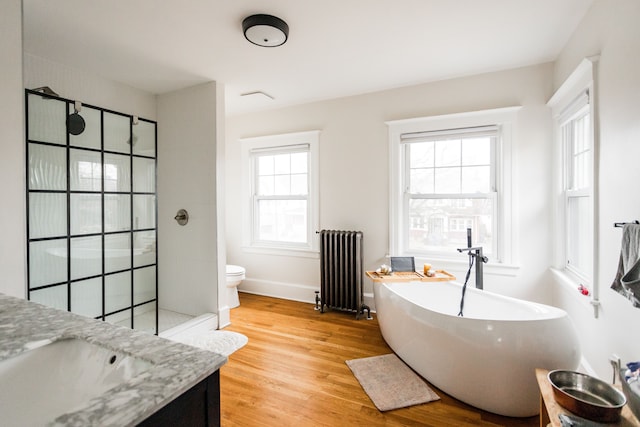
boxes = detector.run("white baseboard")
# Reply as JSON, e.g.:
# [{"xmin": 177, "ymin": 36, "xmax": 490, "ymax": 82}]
[
  {"xmin": 238, "ymin": 278, "xmax": 377, "ymax": 312},
  {"xmin": 239, "ymin": 278, "xmax": 318, "ymax": 304},
  {"xmin": 238, "ymin": 279, "xmax": 375, "ymax": 312}
]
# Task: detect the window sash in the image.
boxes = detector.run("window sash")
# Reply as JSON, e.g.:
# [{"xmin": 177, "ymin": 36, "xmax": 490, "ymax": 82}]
[
  {"xmin": 402, "ymin": 192, "xmax": 499, "ymax": 257},
  {"xmin": 402, "ymin": 127, "xmax": 498, "ymax": 257},
  {"xmin": 251, "ymin": 146, "xmax": 311, "ymax": 247},
  {"xmin": 561, "ymin": 102, "xmax": 592, "ymax": 281}
]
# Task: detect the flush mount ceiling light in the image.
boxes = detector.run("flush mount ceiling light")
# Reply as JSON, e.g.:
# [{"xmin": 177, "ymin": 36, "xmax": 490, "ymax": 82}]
[{"xmin": 242, "ymin": 14, "xmax": 289, "ymax": 47}]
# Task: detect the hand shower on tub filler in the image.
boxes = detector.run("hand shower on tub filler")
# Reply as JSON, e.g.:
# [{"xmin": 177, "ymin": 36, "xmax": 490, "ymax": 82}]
[{"xmin": 456, "ymin": 228, "xmax": 488, "ymax": 316}]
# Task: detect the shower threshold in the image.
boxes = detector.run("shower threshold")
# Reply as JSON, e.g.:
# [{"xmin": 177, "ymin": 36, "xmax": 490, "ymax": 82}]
[{"xmin": 112, "ymin": 309, "xmax": 219, "ymax": 338}]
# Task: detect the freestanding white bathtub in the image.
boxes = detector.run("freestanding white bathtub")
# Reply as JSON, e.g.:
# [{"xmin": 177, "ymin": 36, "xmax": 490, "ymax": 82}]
[{"xmin": 373, "ymin": 280, "xmax": 580, "ymax": 417}]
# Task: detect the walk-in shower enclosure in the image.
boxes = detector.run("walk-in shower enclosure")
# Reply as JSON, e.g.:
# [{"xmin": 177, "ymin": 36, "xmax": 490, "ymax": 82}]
[{"xmin": 25, "ymin": 89, "xmax": 158, "ymax": 333}]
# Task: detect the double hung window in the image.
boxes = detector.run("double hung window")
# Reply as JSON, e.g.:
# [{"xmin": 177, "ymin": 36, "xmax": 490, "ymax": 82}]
[
  {"xmin": 548, "ymin": 57, "xmax": 597, "ymax": 285},
  {"xmin": 560, "ymin": 92, "xmax": 593, "ymax": 281},
  {"xmin": 241, "ymin": 131, "xmax": 319, "ymax": 255},
  {"xmin": 403, "ymin": 126, "xmax": 497, "ymax": 256},
  {"xmin": 388, "ymin": 107, "xmax": 518, "ymax": 264}
]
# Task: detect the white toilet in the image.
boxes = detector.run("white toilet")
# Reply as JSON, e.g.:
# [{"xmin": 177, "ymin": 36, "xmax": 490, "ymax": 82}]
[{"xmin": 226, "ymin": 265, "xmax": 245, "ymax": 308}]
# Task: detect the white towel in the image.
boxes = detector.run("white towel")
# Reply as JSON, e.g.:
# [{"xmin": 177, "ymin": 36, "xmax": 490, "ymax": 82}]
[{"xmin": 611, "ymin": 223, "xmax": 640, "ymax": 308}]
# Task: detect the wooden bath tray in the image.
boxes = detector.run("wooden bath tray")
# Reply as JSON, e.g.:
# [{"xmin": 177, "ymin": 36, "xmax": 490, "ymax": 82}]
[{"xmin": 366, "ymin": 270, "xmax": 455, "ymax": 282}]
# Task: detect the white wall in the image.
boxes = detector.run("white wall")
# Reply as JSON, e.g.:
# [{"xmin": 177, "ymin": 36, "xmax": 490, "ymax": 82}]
[
  {"xmin": 551, "ymin": 0, "xmax": 640, "ymax": 379},
  {"xmin": 24, "ymin": 54, "xmax": 156, "ymax": 120},
  {"xmin": 157, "ymin": 82, "xmax": 222, "ymax": 318},
  {"xmin": 226, "ymin": 63, "xmax": 555, "ymax": 309},
  {"xmin": 0, "ymin": 0, "xmax": 26, "ymax": 298}
]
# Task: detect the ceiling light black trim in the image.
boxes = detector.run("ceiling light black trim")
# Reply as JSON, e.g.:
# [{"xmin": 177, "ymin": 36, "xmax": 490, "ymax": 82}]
[{"xmin": 242, "ymin": 14, "xmax": 289, "ymax": 47}]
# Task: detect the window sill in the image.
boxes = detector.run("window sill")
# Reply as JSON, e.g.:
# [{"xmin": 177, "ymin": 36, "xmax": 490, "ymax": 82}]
[
  {"xmin": 242, "ymin": 245, "xmax": 319, "ymax": 259},
  {"xmin": 411, "ymin": 256, "xmax": 520, "ymax": 277},
  {"xmin": 549, "ymin": 267, "xmax": 594, "ymax": 312}
]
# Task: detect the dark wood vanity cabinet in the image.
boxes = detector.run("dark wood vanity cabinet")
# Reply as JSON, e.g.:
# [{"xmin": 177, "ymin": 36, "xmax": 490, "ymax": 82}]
[{"xmin": 138, "ymin": 370, "xmax": 220, "ymax": 427}]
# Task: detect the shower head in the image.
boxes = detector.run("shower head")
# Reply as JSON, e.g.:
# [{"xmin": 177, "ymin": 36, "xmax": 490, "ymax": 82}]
[{"xmin": 32, "ymin": 86, "xmax": 59, "ymax": 97}]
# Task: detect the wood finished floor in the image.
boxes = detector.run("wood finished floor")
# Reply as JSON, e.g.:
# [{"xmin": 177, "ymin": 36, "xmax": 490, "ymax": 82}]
[{"xmin": 219, "ymin": 293, "xmax": 538, "ymax": 427}]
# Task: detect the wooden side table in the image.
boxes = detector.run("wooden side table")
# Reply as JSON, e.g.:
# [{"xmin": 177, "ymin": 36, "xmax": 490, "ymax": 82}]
[{"xmin": 536, "ymin": 368, "xmax": 639, "ymax": 427}]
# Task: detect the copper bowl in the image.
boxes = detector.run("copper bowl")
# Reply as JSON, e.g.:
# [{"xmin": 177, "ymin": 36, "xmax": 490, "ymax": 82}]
[{"xmin": 548, "ymin": 370, "xmax": 626, "ymax": 423}]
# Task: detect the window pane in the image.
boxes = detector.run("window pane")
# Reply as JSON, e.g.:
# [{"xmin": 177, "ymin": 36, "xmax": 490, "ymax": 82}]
[
  {"xmin": 257, "ymin": 199, "xmax": 307, "ymax": 243},
  {"xmin": 435, "ymin": 139, "xmax": 461, "ymax": 167},
  {"xmin": 274, "ymin": 175, "xmax": 290, "ymax": 195},
  {"xmin": 462, "ymin": 137, "xmax": 491, "ymax": 166},
  {"xmin": 291, "ymin": 174, "xmax": 308, "ymax": 195},
  {"xmin": 291, "ymin": 152, "xmax": 307, "ymax": 174},
  {"xmin": 274, "ymin": 154, "xmax": 290, "ymax": 174},
  {"xmin": 258, "ymin": 176, "xmax": 274, "ymax": 196},
  {"xmin": 408, "ymin": 198, "xmax": 493, "ymax": 255},
  {"xmin": 410, "ymin": 168, "xmax": 434, "ymax": 194},
  {"xmin": 434, "ymin": 167, "xmax": 461, "ymax": 193},
  {"xmin": 410, "ymin": 142, "xmax": 434, "ymax": 168},
  {"xmin": 461, "ymin": 166, "xmax": 491, "ymax": 193},
  {"xmin": 258, "ymin": 156, "xmax": 274, "ymax": 175},
  {"xmin": 567, "ymin": 195, "xmax": 592, "ymax": 274}
]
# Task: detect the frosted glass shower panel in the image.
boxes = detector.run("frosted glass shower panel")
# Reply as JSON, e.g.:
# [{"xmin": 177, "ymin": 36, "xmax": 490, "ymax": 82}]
[
  {"xmin": 70, "ymin": 193, "xmax": 102, "ymax": 235},
  {"xmin": 29, "ymin": 193, "xmax": 67, "ymax": 239},
  {"xmin": 28, "ymin": 143, "xmax": 66, "ymax": 190},
  {"xmin": 70, "ymin": 149, "xmax": 102, "ymax": 191},
  {"xmin": 134, "ymin": 266, "xmax": 156, "ymax": 305},
  {"xmin": 26, "ymin": 89, "xmax": 157, "ymax": 332},
  {"xmin": 104, "ymin": 153, "xmax": 131, "ymax": 192},
  {"xmin": 104, "ymin": 233, "xmax": 131, "ymax": 273},
  {"xmin": 105, "ymin": 272, "xmax": 131, "ymax": 314},
  {"xmin": 104, "ymin": 112, "xmax": 131, "ymax": 154},
  {"xmin": 132, "ymin": 120, "xmax": 156, "ymax": 157},
  {"xmin": 69, "ymin": 105, "xmax": 101, "ymax": 150},
  {"xmin": 134, "ymin": 231, "xmax": 156, "ymax": 268},
  {"xmin": 27, "ymin": 94, "xmax": 66, "ymax": 145},
  {"xmin": 133, "ymin": 157, "xmax": 156, "ymax": 193},
  {"xmin": 71, "ymin": 277, "xmax": 102, "ymax": 318},
  {"xmin": 104, "ymin": 194, "xmax": 131, "ymax": 232},
  {"xmin": 133, "ymin": 195, "xmax": 156, "ymax": 230},
  {"xmin": 30, "ymin": 285, "xmax": 68, "ymax": 311},
  {"xmin": 29, "ymin": 239, "xmax": 67, "ymax": 288},
  {"xmin": 133, "ymin": 302, "xmax": 156, "ymax": 334},
  {"xmin": 70, "ymin": 236, "xmax": 102, "ymax": 280}
]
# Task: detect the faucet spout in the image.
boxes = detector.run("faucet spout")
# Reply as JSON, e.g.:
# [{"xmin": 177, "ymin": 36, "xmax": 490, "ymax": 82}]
[{"xmin": 457, "ymin": 229, "xmax": 488, "ymax": 290}]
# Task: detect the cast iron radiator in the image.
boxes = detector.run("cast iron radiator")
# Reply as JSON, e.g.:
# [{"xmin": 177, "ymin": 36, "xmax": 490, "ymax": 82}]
[{"xmin": 316, "ymin": 230, "xmax": 371, "ymax": 319}]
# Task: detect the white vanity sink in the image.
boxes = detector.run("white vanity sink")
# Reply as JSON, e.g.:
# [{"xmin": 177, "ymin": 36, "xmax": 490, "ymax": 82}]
[{"xmin": 0, "ymin": 337, "xmax": 152, "ymax": 426}]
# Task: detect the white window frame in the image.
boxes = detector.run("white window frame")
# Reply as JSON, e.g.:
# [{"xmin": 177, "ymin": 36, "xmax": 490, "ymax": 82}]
[
  {"xmin": 401, "ymin": 125, "xmax": 498, "ymax": 258},
  {"xmin": 387, "ymin": 107, "xmax": 520, "ymax": 271},
  {"xmin": 240, "ymin": 130, "xmax": 320, "ymax": 258},
  {"xmin": 548, "ymin": 57, "xmax": 599, "ymax": 299}
]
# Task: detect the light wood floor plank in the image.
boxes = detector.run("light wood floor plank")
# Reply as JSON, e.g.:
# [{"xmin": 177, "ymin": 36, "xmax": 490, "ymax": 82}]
[{"xmin": 220, "ymin": 293, "xmax": 538, "ymax": 426}]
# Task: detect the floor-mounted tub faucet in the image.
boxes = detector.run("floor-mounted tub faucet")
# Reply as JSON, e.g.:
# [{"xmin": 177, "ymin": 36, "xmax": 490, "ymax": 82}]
[{"xmin": 456, "ymin": 228, "xmax": 488, "ymax": 290}]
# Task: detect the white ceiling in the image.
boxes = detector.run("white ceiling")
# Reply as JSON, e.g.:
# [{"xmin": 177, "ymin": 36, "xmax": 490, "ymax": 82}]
[{"xmin": 22, "ymin": 0, "xmax": 594, "ymax": 116}]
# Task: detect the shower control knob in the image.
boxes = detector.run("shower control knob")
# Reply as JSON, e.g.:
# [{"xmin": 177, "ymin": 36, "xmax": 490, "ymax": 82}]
[{"xmin": 174, "ymin": 209, "xmax": 189, "ymax": 226}]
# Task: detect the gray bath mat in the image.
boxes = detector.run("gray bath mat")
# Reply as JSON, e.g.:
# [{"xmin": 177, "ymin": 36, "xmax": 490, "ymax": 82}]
[{"xmin": 346, "ymin": 353, "xmax": 439, "ymax": 411}]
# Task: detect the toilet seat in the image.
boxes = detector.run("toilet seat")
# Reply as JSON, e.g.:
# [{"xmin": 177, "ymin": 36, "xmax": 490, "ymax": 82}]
[{"xmin": 226, "ymin": 265, "xmax": 245, "ymax": 277}]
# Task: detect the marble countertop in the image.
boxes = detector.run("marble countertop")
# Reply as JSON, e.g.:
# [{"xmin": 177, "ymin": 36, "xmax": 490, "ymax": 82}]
[{"xmin": 0, "ymin": 293, "xmax": 226, "ymax": 427}]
